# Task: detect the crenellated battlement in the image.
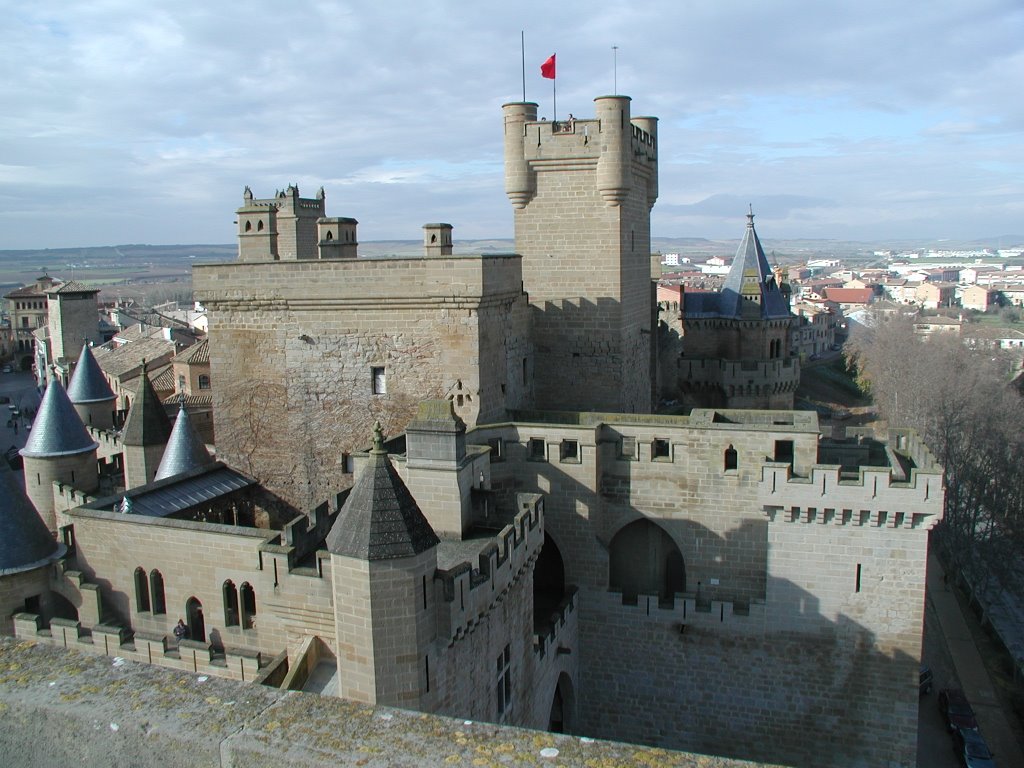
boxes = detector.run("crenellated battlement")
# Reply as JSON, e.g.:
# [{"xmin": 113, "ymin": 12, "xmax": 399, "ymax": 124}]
[
  {"xmin": 759, "ymin": 456, "xmax": 944, "ymax": 530},
  {"xmin": 12, "ymin": 612, "xmax": 265, "ymax": 682},
  {"xmin": 435, "ymin": 493, "xmax": 544, "ymax": 643}
]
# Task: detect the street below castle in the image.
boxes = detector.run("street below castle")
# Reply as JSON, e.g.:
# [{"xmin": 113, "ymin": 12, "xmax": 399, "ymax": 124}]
[{"xmin": 919, "ymin": 554, "xmax": 1024, "ymax": 768}]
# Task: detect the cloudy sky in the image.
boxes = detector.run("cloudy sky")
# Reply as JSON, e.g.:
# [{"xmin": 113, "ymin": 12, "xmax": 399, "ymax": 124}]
[{"xmin": 2, "ymin": 0, "xmax": 1022, "ymax": 249}]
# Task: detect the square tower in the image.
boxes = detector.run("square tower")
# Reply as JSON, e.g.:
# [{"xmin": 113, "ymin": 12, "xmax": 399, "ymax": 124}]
[{"xmin": 503, "ymin": 96, "xmax": 658, "ymax": 413}]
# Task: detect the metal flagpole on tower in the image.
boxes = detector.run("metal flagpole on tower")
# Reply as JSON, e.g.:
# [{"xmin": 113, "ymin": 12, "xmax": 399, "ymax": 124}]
[
  {"xmin": 521, "ymin": 32, "xmax": 526, "ymax": 102},
  {"xmin": 613, "ymin": 45, "xmax": 618, "ymax": 94}
]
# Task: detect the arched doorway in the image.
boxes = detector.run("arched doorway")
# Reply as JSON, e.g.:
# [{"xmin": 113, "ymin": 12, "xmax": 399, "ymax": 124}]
[
  {"xmin": 548, "ymin": 672, "xmax": 576, "ymax": 734},
  {"xmin": 533, "ymin": 534, "xmax": 566, "ymax": 632},
  {"xmin": 608, "ymin": 518, "xmax": 685, "ymax": 604},
  {"xmin": 186, "ymin": 597, "xmax": 206, "ymax": 642}
]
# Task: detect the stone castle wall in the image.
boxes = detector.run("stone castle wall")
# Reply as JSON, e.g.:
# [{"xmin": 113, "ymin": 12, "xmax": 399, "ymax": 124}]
[
  {"xmin": 467, "ymin": 413, "xmax": 940, "ymax": 767},
  {"xmin": 194, "ymin": 255, "xmax": 531, "ymax": 508}
]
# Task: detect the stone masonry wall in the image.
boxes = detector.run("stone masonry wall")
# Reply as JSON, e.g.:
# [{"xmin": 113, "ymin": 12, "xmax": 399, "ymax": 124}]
[
  {"xmin": 0, "ymin": 637, "xmax": 780, "ymax": 768},
  {"xmin": 194, "ymin": 255, "xmax": 530, "ymax": 508},
  {"xmin": 468, "ymin": 414, "xmax": 940, "ymax": 767}
]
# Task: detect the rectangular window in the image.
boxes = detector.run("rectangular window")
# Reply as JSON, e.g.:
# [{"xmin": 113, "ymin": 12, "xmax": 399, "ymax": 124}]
[
  {"xmin": 652, "ymin": 438, "xmax": 671, "ymax": 461},
  {"xmin": 619, "ymin": 436, "xmax": 637, "ymax": 461},
  {"xmin": 371, "ymin": 366, "xmax": 386, "ymax": 395},
  {"xmin": 774, "ymin": 440, "xmax": 794, "ymax": 464},
  {"xmin": 528, "ymin": 438, "xmax": 546, "ymax": 461},
  {"xmin": 198, "ymin": 374, "xmax": 211, "ymax": 390},
  {"xmin": 559, "ymin": 439, "xmax": 580, "ymax": 463},
  {"xmin": 496, "ymin": 644, "xmax": 512, "ymax": 717},
  {"xmin": 342, "ymin": 453, "xmax": 355, "ymax": 473},
  {"xmin": 487, "ymin": 437, "xmax": 504, "ymax": 462}
]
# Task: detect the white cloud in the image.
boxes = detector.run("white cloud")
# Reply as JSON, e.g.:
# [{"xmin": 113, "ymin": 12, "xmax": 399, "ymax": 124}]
[{"xmin": 0, "ymin": 0, "xmax": 1022, "ymax": 247}]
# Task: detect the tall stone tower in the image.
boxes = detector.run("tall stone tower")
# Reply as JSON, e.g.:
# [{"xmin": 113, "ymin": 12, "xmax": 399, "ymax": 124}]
[
  {"xmin": 326, "ymin": 424, "xmax": 440, "ymax": 708},
  {"xmin": 46, "ymin": 281, "xmax": 100, "ymax": 364},
  {"xmin": 236, "ymin": 185, "xmax": 327, "ymax": 262},
  {"xmin": 503, "ymin": 96, "xmax": 658, "ymax": 413},
  {"xmin": 678, "ymin": 212, "xmax": 800, "ymax": 409}
]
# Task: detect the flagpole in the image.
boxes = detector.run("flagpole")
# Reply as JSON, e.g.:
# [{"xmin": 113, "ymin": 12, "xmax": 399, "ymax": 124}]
[
  {"xmin": 521, "ymin": 32, "xmax": 526, "ymax": 102},
  {"xmin": 612, "ymin": 45, "xmax": 618, "ymax": 95},
  {"xmin": 553, "ymin": 62, "xmax": 557, "ymax": 122}
]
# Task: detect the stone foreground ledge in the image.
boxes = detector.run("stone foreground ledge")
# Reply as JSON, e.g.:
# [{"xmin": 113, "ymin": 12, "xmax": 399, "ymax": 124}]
[{"xmin": 0, "ymin": 638, "xmax": 782, "ymax": 768}]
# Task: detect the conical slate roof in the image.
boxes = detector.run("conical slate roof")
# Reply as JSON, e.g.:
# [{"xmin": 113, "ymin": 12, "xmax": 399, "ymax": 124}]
[
  {"xmin": 21, "ymin": 375, "xmax": 99, "ymax": 458},
  {"xmin": 326, "ymin": 424, "xmax": 439, "ymax": 561},
  {"xmin": 121, "ymin": 368, "xmax": 172, "ymax": 447},
  {"xmin": 0, "ymin": 461, "xmax": 65, "ymax": 574},
  {"xmin": 155, "ymin": 403, "xmax": 213, "ymax": 481},
  {"xmin": 66, "ymin": 344, "xmax": 116, "ymax": 404},
  {"xmin": 718, "ymin": 211, "xmax": 791, "ymax": 320}
]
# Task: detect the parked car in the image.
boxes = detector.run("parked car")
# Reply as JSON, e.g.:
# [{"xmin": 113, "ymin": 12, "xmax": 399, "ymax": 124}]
[
  {"xmin": 1, "ymin": 365, "xmax": 11, "ymax": 373},
  {"xmin": 939, "ymin": 689, "xmax": 979, "ymax": 732},
  {"xmin": 953, "ymin": 726, "xmax": 996, "ymax": 768},
  {"xmin": 4, "ymin": 446, "xmax": 22, "ymax": 470},
  {"xmin": 919, "ymin": 666, "xmax": 933, "ymax": 695}
]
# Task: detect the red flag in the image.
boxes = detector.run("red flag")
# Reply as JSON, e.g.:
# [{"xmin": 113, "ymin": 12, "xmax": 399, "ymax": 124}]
[{"xmin": 540, "ymin": 53, "xmax": 556, "ymax": 80}]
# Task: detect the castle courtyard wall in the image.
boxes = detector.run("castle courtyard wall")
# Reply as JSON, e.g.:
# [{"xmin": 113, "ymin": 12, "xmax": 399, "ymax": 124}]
[{"xmin": 467, "ymin": 414, "xmax": 940, "ymax": 767}]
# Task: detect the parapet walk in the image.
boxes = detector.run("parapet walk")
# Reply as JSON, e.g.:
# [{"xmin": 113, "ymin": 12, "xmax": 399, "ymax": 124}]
[{"xmin": 0, "ymin": 638, "xmax": 775, "ymax": 768}]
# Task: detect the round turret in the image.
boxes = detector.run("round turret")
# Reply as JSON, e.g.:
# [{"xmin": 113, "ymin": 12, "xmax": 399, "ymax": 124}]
[
  {"xmin": 502, "ymin": 102, "xmax": 538, "ymax": 208},
  {"xmin": 594, "ymin": 95, "xmax": 632, "ymax": 206}
]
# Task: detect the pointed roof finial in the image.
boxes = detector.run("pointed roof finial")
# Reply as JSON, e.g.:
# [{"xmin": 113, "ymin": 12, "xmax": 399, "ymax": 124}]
[
  {"xmin": 747, "ymin": 204, "xmax": 755, "ymax": 227},
  {"xmin": 371, "ymin": 421, "xmax": 385, "ymax": 454}
]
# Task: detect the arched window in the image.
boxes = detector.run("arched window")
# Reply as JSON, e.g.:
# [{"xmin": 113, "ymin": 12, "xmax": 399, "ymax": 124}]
[
  {"xmin": 256, "ymin": 220, "xmax": 264, "ymax": 232},
  {"xmin": 134, "ymin": 567, "xmax": 151, "ymax": 612},
  {"xmin": 724, "ymin": 444, "xmax": 738, "ymax": 471},
  {"xmin": 223, "ymin": 580, "xmax": 239, "ymax": 627},
  {"xmin": 244, "ymin": 221, "xmax": 252, "ymax": 232},
  {"xmin": 149, "ymin": 570, "xmax": 166, "ymax": 615},
  {"xmin": 325, "ymin": 230, "xmax": 333, "ymax": 241},
  {"xmin": 186, "ymin": 597, "xmax": 206, "ymax": 642},
  {"xmin": 240, "ymin": 583, "xmax": 257, "ymax": 630}
]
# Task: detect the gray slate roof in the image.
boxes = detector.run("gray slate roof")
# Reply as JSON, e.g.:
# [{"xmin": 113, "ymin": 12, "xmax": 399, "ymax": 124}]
[
  {"xmin": 0, "ymin": 462, "xmax": 65, "ymax": 575},
  {"xmin": 121, "ymin": 370, "xmax": 172, "ymax": 447},
  {"xmin": 87, "ymin": 463, "xmax": 254, "ymax": 518},
  {"xmin": 155, "ymin": 404, "xmax": 213, "ymax": 481},
  {"xmin": 21, "ymin": 376, "xmax": 99, "ymax": 459},
  {"xmin": 326, "ymin": 426, "xmax": 439, "ymax": 561},
  {"xmin": 66, "ymin": 344, "xmax": 116, "ymax": 404},
  {"xmin": 685, "ymin": 213, "xmax": 791, "ymax": 320}
]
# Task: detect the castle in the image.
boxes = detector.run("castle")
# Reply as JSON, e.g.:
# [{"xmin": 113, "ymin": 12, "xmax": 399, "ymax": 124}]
[{"xmin": 0, "ymin": 94, "xmax": 942, "ymax": 768}]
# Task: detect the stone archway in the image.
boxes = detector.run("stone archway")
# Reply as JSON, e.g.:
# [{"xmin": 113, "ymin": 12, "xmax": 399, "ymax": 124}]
[
  {"xmin": 548, "ymin": 672, "xmax": 576, "ymax": 734},
  {"xmin": 533, "ymin": 533, "xmax": 566, "ymax": 632},
  {"xmin": 609, "ymin": 517, "xmax": 685, "ymax": 603}
]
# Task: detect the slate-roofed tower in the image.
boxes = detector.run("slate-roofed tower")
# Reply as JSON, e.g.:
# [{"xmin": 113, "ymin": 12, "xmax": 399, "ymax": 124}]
[
  {"xmin": 679, "ymin": 211, "xmax": 799, "ymax": 409},
  {"xmin": 326, "ymin": 423, "xmax": 440, "ymax": 708},
  {"xmin": 20, "ymin": 373, "xmax": 100, "ymax": 530},
  {"xmin": 0, "ymin": 461, "xmax": 67, "ymax": 634},
  {"xmin": 503, "ymin": 95, "xmax": 659, "ymax": 413},
  {"xmin": 154, "ymin": 401, "xmax": 213, "ymax": 481},
  {"xmin": 66, "ymin": 343, "xmax": 117, "ymax": 430},
  {"xmin": 121, "ymin": 366, "xmax": 173, "ymax": 489}
]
